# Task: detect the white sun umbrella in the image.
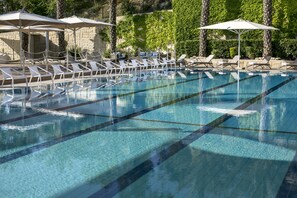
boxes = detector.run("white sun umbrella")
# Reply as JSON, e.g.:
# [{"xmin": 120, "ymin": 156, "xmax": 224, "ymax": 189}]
[
  {"xmin": 0, "ymin": 10, "xmax": 67, "ymax": 70},
  {"xmin": 59, "ymin": 15, "xmax": 114, "ymax": 60},
  {"xmin": 199, "ymin": 19, "xmax": 278, "ymax": 71}
]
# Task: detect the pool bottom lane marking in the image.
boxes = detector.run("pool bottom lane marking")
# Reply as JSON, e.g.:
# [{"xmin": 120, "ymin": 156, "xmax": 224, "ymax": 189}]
[
  {"xmin": 89, "ymin": 77, "xmax": 296, "ymax": 198},
  {"xmin": 0, "ymin": 75, "xmax": 207, "ymax": 125},
  {"xmin": 0, "ymin": 76, "xmax": 255, "ymax": 164},
  {"xmin": 76, "ymin": 114, "xmax": 297, "ymax": 135},
  {"xmin": 276, "ymin": 152, "xmax": 297, "ymax": 197}
]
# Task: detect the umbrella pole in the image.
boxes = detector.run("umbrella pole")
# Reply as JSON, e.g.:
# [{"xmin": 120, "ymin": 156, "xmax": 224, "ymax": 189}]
[
  {"xmin": 74, "ymin": 28, "xmax": 77, "ymax": 61},
  {"xmin": 45, "ymin": 31, "xmax": 49, "ymax": 71},
  {"xmin": 28, "ymin": 27, "xmax": 31, "ymax": 59},
  {"xmin": 237, "ymin": 32, "xmax": 241, "ymax": 101},
  {"xmin": 237, "ymin": 32, "xmax": 241, "ymax": 71},
  {"xmin": 66, "ymin": 48, "xmax": 69, "ymax": 69},
  {"xmin": 19, "ymin": 30, "xmax": 24, "ymax": 72}
]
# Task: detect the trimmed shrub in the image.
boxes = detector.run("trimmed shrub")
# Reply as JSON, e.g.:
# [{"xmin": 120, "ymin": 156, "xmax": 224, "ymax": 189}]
[
  {"xmin": 208, "ymin": 40, "xmax": 238, "ymax": 58},
  {"xmin": 229, "ymin": 47, "xmax": 237, "ymax": 58},
  {"xmin": 245, "ymin": 46, "xmax": 255, "ymax": 59}
]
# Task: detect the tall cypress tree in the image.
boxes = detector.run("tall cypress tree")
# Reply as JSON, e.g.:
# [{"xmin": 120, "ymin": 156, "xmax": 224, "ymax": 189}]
[
  {"xmin": 109, "ymin": 0, "xmax": 117, "ymax": 53},
  {"xmin": 57, "ymin": 0, "xmax": 65, "ymax": 52},
  {"xmin": 263, "ymin": 0, "xmax": 272, "ymax": 57},
  {"xmin": 199, "ymin": 0, "xmax": 210, "ymax": 57}
]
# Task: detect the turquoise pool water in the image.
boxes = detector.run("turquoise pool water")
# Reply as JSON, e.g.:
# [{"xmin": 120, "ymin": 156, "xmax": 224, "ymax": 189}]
[{"xmin": 0, "ymin": 72, "xmax": 296, "ymax": 197}]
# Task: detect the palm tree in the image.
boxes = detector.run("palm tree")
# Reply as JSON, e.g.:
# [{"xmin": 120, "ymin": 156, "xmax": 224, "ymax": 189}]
[
  {"xmin": 56, "ymin": 0, "xmax": 65, "ymax": 52},
  {"xmin": 199, "ymin": 0, "xmax": 210, "ymax": 57},
  {"xmin": 109, "ymin": 0, "xmax": 117, "ymax": 53},
  {"xmin": 263, "ymin": 0, "xmax": 272, "ymax": 57}
]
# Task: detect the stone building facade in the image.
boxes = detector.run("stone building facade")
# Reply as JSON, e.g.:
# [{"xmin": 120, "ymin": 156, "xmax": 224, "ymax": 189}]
[{"xmin": 0, "ymin": 26, "xmax": 107, "ymax": 61}]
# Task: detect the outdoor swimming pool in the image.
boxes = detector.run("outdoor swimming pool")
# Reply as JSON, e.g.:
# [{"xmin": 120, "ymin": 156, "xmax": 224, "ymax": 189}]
[{"xmin": 0, "ymin": 72, "xmax": 297, "ymax": 198}]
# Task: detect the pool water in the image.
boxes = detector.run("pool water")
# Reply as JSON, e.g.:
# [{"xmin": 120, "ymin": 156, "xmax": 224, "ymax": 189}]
[{"xmin": 0, "ymin": 72, "xmax": 297, "ymax": 198}]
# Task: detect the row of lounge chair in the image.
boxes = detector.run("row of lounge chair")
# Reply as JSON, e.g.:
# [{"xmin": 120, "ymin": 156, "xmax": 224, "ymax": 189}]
[
  {"xmin": 0, "ymin": 57, "xmax": 184, "ymax": 89},
  {"xmin": 187, "ymin": 55, "xmax": 273, "ymax": 71}
]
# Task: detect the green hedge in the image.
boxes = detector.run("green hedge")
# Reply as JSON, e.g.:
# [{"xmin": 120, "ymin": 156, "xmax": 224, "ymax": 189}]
[
  {"xmin": 145, "ymin": 11, "xmax": 174, "ymax": 50},
  {"xmin": 173, "ymin": 0, "xmax": 200, "ymax": 42},
  {"xmin": 117, "ymin": 15, "xmax": 135, "ymax": 49},
  {"xmin": 173, "ymin": 0, "xmax": 297, "ymax": 43},
  {"xmin": 115, "ymin": 0, "xmax": 297, "ymax": 58},
  {"xmin": 279, "ymin": 39, "xmax": 297, "ymax": 59},
  {"xmin": 184, "ymin": 40, "xmax": 199, "ymax": 57},
  {"xmin": 176, "ymin": 40, "xmax": 199, "ymax": 58},
  {"xmin": 175, "ymin": 41, "xmax": 186, "ymax": 56},
  {"xmin": 176, "ymin": 39, "xmax": 297, "ymax": 59},
  {"xmin": 116, "ymin": 11, "xmax": 174, "ymax": 52}
]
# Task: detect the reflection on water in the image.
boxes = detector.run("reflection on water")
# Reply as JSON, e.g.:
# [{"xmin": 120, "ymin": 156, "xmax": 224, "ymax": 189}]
[
  {"xmin": 222, "ymin": 75, "xmax": 297, "ymax": 133},
  {"xmin": 0, "ymin": 73, "xmax": 297, "ymax": 197}
]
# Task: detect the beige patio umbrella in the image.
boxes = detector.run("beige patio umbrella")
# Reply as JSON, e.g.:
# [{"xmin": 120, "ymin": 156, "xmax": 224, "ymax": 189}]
[
  {"xmin": 199, "ymin": 19, "xmax": 278, "ymax": 71},
  {"xmin": 59, "ymin": 15, "xmax": 114, "ymax": 60},
  {"xmin": 0, "ymin": 10, "xmax": 67, "ymax": 69}
]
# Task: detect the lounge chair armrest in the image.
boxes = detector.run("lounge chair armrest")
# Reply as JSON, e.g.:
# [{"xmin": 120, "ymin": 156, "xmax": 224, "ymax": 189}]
[
  {"xmin": 59, "ymin": 64, "xmax": 73, "ymax": 72},
  {"xmin": 11, "ymin": 68, "xmax": 26, "ymax": 77},
  {"xmin": 147, "ymin": 59, "xmax": 154, "ymax": 65},
  {"xmin": 135, "ymin": 59, "xmax": 142, "ymax": 64},
  {"xmin": 77, "ymin": 63, "xmax": 92, "ymax": 71},
  {"xmin": 37, "ymin": 66, "xmax": 53, "ymax": 76},
  {"xmin": 110, "ymin": 62, "xmax": 121, "ymax": 68},
  {"xmin": 96, "ymin": 62, "xmax": 108, "ymax": 69}
]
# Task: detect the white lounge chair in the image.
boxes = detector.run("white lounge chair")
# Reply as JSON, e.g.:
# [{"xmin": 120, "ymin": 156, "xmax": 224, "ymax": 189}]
[
  {"xmin": 119, "ymin": 60, "xmax": 135, "ymax": 75},
  {"xmin": 104, "ymin": 61, "xmax": 119, "ymax": 75},
  {"xmin": 109, "ymin": 61, "xmax": 126, "ymax": 75},
  {"xmin": 131, "ymin": 59, "xmax": 141, "ymax": 70},
  {"xmin": 279, "ymin": 59, "xmax": 297, "ymax": 71},
  {"xmin": 177, "ymin": 54, "xmax": 187, "ymax": 63},
  {"xmin": 187, "ymin": 55, "xmax": 214, "ymax": 68},
  {"xmin": 51, "ymin": 64, "xmax": 74, "ymax": 80},
  {"xmin": 71, "ymin": 62, "xmax": 92, "ymax": 78},
  {"xmin": 246, "ymin": 56, "xmax": 272, "ymax": 71},
  {"xmin": 152, "ymin": 58, "xmax": 167, "ymax": 71},
  {"xmin": 142, "ymin": 59, "xmax": 152, "ymax": 72},
  {"xmin": 88, "ymin": 61, "xmax": 107, "ymax": 76},
  {"xmin": 0, "ymin": 67, "xmax": 28, "ymax": 89},
  {"xmin": 28, "ymin": 65, "xmax": 53, "ymax": 85},
  {"xmin": 217, "ymin": 55, "xmax": 239, "ymax": 70},
  {"xmin": 131, "ymin": 59, "xmax": 146, "ymax": 76},
  {"xmin": 162, "ymin": 57, "xmax": 176, "ymax": 69}
]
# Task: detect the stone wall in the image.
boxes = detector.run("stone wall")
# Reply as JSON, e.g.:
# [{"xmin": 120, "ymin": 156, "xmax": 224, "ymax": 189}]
[
  {"xmin": 0, "ymin": 31, "xmax": 21, "ymax": 60},
  {"xmin": 0, "ymin": 26, "xmax": 108, "ymax": 61}
]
